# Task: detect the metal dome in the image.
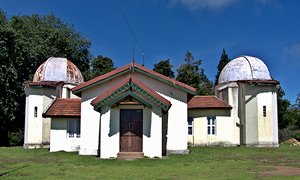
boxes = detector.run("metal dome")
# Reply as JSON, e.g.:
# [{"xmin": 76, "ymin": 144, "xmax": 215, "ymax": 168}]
[
  {"xmin": 218, "ymin": 55, "xmax": 271, "ymax": 84},
  {"xmin": 33, "ymin": 57, "xmax": 84, "ymax": 84}
]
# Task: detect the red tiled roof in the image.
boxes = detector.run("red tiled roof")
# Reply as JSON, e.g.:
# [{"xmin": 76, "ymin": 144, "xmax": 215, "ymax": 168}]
[
  {"xmin": 72, "ymin": 65, "xmax": 130, "ymax": 93},
  {"xmin": 188, "ymin": 96, "xmax": 232, "ymax": 109},
  {"xmin": 91, "ymin": 75, "xmax": 171, "ymax": 109},
  {"xmin": 131, "ymin": 76, "xmax": 171, "ymax": 107},
  {"xmin": 72, "ymin": 64, "xmax": 196, "ymax": 95},
  {"xmin": 91, "ymin": 77, "xmax": 130, "ymax": 106},
  {"xmin": 43, "ymin": 98, "xmax": 81, "ymax": 117},
  {"xmin": 133, "ymin": 64, "xmax": 196, "ymax": 93}
]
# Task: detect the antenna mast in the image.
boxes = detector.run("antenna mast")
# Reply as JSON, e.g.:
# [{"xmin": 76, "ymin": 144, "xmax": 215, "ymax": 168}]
[
  {"xmin": 142, "ymin": 52, "xmax": 144, "ymax": 66},
  {"xmin": 132, "ymin": 40, "xmax": 135, "ymax": 64}
]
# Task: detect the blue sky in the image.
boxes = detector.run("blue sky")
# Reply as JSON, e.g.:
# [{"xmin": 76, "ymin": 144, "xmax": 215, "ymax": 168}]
[{"xmin": 1, "ymin": 0, "xmax": 300, "ymax": 103}]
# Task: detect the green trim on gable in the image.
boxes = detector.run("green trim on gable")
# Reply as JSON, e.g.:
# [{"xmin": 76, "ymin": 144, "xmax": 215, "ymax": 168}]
[
  {"xmin": 93, "ymin": 82, "xmax": 130, "ymax": 111},
  {"xmin": 74, "ymin": 66, "xmax": 195, "ymax": 95},
  {"xmin": 130, "ymin": 82, "xmax": 170, "ymax": 111},
  {"xmin": 93, "ymin": 80, "xmax": 171, "ymax": 112},
  {"xmin": 106, "ymin": 91, "xmax": 153, "ymax": 108}
]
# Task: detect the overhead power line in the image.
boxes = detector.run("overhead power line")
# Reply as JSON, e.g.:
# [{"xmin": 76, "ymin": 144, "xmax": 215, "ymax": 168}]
[{"xmin": 113, "ymin": 0, "xmax": 151, "ymax": 66}]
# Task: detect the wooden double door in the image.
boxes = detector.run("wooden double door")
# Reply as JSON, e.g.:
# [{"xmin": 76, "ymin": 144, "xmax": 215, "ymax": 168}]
[{"xmin": 120, "ymin": 109, "xmax": 143, "ymax": 152}]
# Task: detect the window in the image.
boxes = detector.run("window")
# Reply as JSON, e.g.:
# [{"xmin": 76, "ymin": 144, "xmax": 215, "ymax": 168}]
[
  {"xmin": 263, "ymin": 106, "xmax": 266, "ymax": 117},
  {"xmin": 188, "ymin": 117, "xmax": 193, "ymax": 135},
  {"xmin": 67, "ymin": 120, "xmax": 80, "ymax": 138},
  {"xmin": 66, "ymin": 88, "xmax": 71, "ymax": 98},
  {"xmin": 207, "ymin": 116, "xmax": 216, "ymax": 135},
  {"xmin": 34, "ymin": 106, "xmax": 38, "ymax": 117}
]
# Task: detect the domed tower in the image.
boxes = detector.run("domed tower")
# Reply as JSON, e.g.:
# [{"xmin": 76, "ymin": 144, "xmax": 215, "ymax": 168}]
[
  {"xmin": 215, "ymin": 55, "xmax": 279, "ymax": 147},
  {"xmin": 24, "ymin": 57, "xmax": 83, "ymax": 148}
]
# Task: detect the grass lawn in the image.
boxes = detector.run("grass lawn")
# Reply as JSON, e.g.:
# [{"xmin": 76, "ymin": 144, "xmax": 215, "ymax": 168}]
[{"xmin": 1, "ymin": 146, "xmax": 300, "ymax": 179}]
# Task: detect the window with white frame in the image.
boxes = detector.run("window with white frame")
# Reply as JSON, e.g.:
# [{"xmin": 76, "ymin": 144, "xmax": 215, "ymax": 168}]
[
  {"xmin": 188, "ymin": 117, "xmax": 193, "ymax": 135},
  {"xmin": 207, "ymin": 116, "xmax": 216, "ymax": 135},
  {"xmin": 67, "ymin": 120, "xmax": 80, "ymax": 138}
]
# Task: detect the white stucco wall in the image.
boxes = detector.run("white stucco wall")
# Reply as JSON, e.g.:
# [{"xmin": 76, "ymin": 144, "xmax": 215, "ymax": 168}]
[
  {"xmin": 78, "ymin": 71, "xmax": 189, "ymax": 157},
  {"xmin": 79, "ymin": 97, "xmax": 100, "ymax": 155},
  {"xmin": 143, "ymin": 106, "xmax": 162, "ymax": 158},
  {"xmin": 272, "ymin": 91, "xmax": 279, "ymax": 146},
  {"xmin": 215, "ymin": 82, "xmax": 279, "ymax": 147},
  {"xmin": 99, "ymin": 105, "xmax": 162, "ymax": 158},
  {"xmin": 24, "ymin": 87, "xmax": 56, "ymax": 148},
  {"xmin": 227, "ymin": 84, "xmax": 240, "ymax": 145},
  {"xmin": 135, "ymin": 73, "xmax": 188, "ymax": 153},
  {"xmin": 215, "ymin": 83, "xmax": 240, "ymax": 145},
  {"xmin": 242, "ymin": 84, "xmax": 279, "ymax": 147},
  {"xmin": 99, "ymin": 107, "xmax": 119, "ymax": 158},
  {"xmin": 50, "ymin": 118, "xmax": 81, "ymax": 152},
  {"xmin": 188, "ymin": 109, "xmax": 236, "ymax": 146},
  {"xmin": 245, "ymin": 85, "xmax": 259, "ymax": 145},
  {"xmin": 62, "ymin": 84, "xmax": 79, "ymax": 99},
  {"xmin": 256, "ymin": 87, "xmax": 279, "ymax": 146}
]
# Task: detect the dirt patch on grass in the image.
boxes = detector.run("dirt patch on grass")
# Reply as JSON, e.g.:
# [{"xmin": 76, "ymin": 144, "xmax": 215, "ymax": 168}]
[{"xmin": 260, "ymin": 166, "xmax": 300, "ymax": 177}]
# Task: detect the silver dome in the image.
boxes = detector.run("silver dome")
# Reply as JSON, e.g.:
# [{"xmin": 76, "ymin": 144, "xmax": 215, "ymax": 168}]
[{"xmin": 218, "ymin": 55, "xmax": 271, "ymax": 84}]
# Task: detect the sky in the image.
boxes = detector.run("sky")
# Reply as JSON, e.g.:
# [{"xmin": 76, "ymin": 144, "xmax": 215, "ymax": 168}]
[{"xmin": 1, "ymin": 0, "xmax": 300, "ymax": 103}]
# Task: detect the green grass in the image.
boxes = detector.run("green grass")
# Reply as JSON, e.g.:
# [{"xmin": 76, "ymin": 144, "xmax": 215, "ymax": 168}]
[{"xmin": 0, "ymin": 146, "xmax": 300, "ymax": 179}]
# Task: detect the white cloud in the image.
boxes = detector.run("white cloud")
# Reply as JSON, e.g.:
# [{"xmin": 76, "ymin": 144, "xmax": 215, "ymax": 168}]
[
  {"xmin": 284, "ymin": 43, "xmax": 300, "ymax": 58},
  {"xmin": 170, "ymin": 0, "xmax": 239, "ymax": 11}
]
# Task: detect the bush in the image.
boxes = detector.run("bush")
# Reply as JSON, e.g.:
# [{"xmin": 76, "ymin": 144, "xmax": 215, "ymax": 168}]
[
  {"xmin": 8, "ymin": 129, "xmax": 24, "ymax": 146},
  {"xmin": 292, "ymin": 131, "xmax": 300, "ymax": 141},
  {"xmin": 278, "ymin": 127, "xmax": 295, "ymax": 142}
]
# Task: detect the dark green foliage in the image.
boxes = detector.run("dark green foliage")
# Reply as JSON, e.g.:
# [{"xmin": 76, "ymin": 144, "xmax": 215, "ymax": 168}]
[
  {"xmin": 292, "ymin": 131, "xmax": 300, "ymax": 141},
  {"xmin": 8, "ymin": 129, "xmax": 24, "ymax": 146},
  {"xmin": 176, "ymin": 51, "xmax": 213, "ymax": 95},
  {"xmin": 277, "ymin": 87, "xmax": 292, "ymax": 129},
  {"xmin": 0, "ymin": 11, "xmax": 92, "ymax": 146},
  {"xmin": 87, "ymin": 55, "xmax": 115, "ymax": 80},
  {"xmin": 278, "ymin": 127, "xmax": 294, "ymax": 142},
  {"xmin": 294, "ymin": 93, "xmax": 300, "ymax": 111},
  {"xmin": 277, "ymin": 88, "xmax": 300, "ymax": 138},
  {"xmin": 290, "ymin": 92, "xmax": 300, "ymax": 129},
  {"xmin": 215, "ymin": 48, "xmax": 230, "ymax": 85},
  {"xmin": 153, "ymin": 59, "xmax": 175, "ymax": 78}
]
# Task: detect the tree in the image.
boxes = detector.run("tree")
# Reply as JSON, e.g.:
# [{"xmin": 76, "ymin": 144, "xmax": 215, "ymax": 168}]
[
  {"xmin": 290, "ymin": 92, "xmax": 300, "ymax": 129},
  {"xmin": 0, "ymin": 11, "xmax": 92, "ymax": 146},
  {"xmin": 294, "ymin": 93, "xmax": 300, "ymax": 111},
  {"xmin": 176, "ymin": 51, "xmax": 213, "ymax": 95},
  {"xmin": 153, "ymin": 59, "xmax": 175, "ymax": 78},
  {"xmin": 277, "ymin": 87, "xmax": 293, "ymax": 129},
  {"xmin": 89, "ymin": 55, "xmax": 115, "ymax": 79},
  {"xmin": 215, "ymin": 48, "xmax": 230, "ymax": 85}
]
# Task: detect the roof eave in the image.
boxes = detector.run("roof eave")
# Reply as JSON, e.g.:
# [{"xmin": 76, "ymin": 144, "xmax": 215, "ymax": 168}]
[
  {"xmin": 72, "ymin": 64, "xmax": 197, "ymax": 95},
  {"xmin": 72, "ymin": 67, "xmax": 130, "ymax": 95},
  {"xmin": 188, "ymin": 107, "xmax": 232, "ymax": 110}
]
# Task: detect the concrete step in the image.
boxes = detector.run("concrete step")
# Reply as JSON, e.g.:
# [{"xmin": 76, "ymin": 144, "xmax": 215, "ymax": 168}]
[{"xmin": 117, "ymin": 152, "xmax": 144, "ymax": 160}]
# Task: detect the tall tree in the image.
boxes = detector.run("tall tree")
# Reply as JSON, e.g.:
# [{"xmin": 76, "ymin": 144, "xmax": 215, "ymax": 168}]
[
  {"xmin": 277, "ymin": 87, "xmax": 292, "ymax": 129},
  {"xmin": 294, "ymin": 92, "xmax": 300, "ymax": 110},
  {"xmin": 153, "ymin": 59, "xmax": 175, "ymax": 78},
  {"xmin": 215, "ymin": 48, "xmax": 230, "ymax": 85},
  {"xmin": 88, "ymin": 55, "xmax": 115, "ymax": 80},
  {"xmin": 176, "ymin": 51, "xmax": 213, "ymax": 95},
  {"xmin": 0, "ymin": 12, "xmax": 92, "ymax": 146},
  {"xmin": 290, "ymin": 92, "xmax": 300, "ymax": 129}
]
